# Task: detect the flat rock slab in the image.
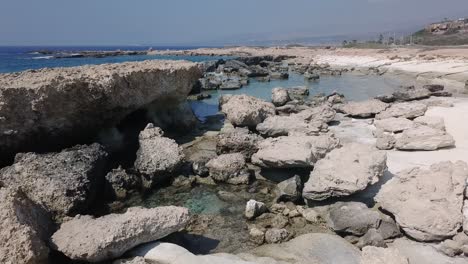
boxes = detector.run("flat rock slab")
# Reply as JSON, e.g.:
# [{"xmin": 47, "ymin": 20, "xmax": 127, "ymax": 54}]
[
  {"xmin": 340, "ymin": 99, "xmax": 389, "ymax": 118},
  {"xmin": 376, "ymin": 161, "xmax": 468, "ymax": 242},
  {"xmin": 0, "ymin": 60, "xmax": 201, "ymax": 159},
  {"xmin": 374, "ymin": 117, "xmax": 414, "ymax": 133},
  {"xmin": 376, "ymin": 102, "xmax": 427, "ymax": 120},
  {"xmin": 252, "ymin": 135, "xmax": 340, "ymax": 168},
  {"xmin": 51, "ymin": 206, "xmax": 190, "ymax": 262},
  {"xmin": 361, "ymin": 246, "xmax": 409, "ymax": 264},
  {"xmin": 0, "ymin": 143, "xmax": 108, "ymax": 217},
  {"xmin": 395, "ymin": 125, "xmax": 455, "ymax": 151},
  {"xmin": 303, "ymin": 143, "xmax": 387, "ymax": 201},
  {"xmin": 325, "ymin": 202, "xmax": 381, "ymax": 236}
]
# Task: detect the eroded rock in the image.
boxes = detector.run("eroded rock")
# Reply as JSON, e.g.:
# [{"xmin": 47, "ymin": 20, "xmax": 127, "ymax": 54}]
[
  {"xmin": 340, "ymin": 100, "xmax": 389, "ymax": 118},
  {"xmin": 206, "ymin": 153, "xmax": 251, "ymax": 184},
  {"xmin": 221, "ymin": 95, "xmax": 276, "ymax": 128},
  {"xmin": 395, "ymin": 125, "xmax": 455, "ymax": 151},
  {"xmin": 376, "ymin": 102, "xmax": 427, "ymax": 120}
]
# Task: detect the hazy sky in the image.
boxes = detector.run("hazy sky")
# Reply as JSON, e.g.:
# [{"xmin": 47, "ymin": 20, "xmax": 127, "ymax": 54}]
[{"xmin": 1, "ymin": 0, "xmax": 468, "ymax": 45}]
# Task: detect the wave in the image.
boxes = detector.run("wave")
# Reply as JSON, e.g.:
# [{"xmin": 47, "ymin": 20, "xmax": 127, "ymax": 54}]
[{"xmin": 32, "ymin": 56, "xmax": 54, "ymax": 60}]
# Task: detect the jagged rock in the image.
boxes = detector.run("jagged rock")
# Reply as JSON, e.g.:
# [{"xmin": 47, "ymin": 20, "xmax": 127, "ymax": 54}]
[
  {"xmin": 376, "ymin": 134, "xmax": 396, "ymax": 150},
  {"xmin": 276, "ymin": 175, "xmax": 303, "ymax": 202},
  {"xmin": 264, "ymin": 228, "xmax": 290, "ymax": 244},
  {"xmin": 221, "ymin": 95, "xmax": 276, "ymax": 128},
  {"xmin": 269, "ymin": 71, "xmax": 289, "ymax": 80},
  {"xmin": 361, "ymin": 246, "xmax": 409, "ymax": 264},
  {"xmin": 271, "ymin": 88, "xmax": 290, "ymax": 106},
  {"xmin": 249, "ymin": 227, "xmax": 266, "ymax": 245},
  {"xmin": 395, "ymin": 125, "xmax": 455, "ymax": 151},
  {"xmin": 303, "ymin": 143, "xmax": 387, "ymax": 201},
  {"xmin": 327, "ymin": 92, "xmax": 346, "ymax": 104},
  {"xmin": 252, "ymin": 135, "xmax": 340, "ymax": 168},
  {"xmin": 340, "ymin": 100, "xmax": 389, "ymax": 118},
  {"xmin": 256, "ymin": 114, "xmax": 327, "ymax": 137},
  {"xmin": 0, "ymin": 60, "xmax": 201, "ymax": 160},
  {"xmin": 134, "ymin": 124, "xmax": 184, "ymax": 181},
  {"xmin": 216, "ymin": 127, "xmax": 262, "ymax": 160},
  {"xmin": 206, "ymin": 153, "xmax": 250, "ymax": 184},
  {"xmin": 105, "ymin": 166, "xmax": 141, "ymax": 200},
  {"xmin": 245, "ymin": 200, "xmax": 267, "ymax": 220},
  {"xmin": 390, "ymin": 238, "xmax": 467, "ymax": 264},
  {"xmin": 376, "ymin": 102, "xmax": 427, "ymax": 119},
  {"xmin": 0, "ymin": 188, "xmax": 53, "ymax": 264},
  {"xmin": 0, "ymin": 144, "xmax": 108, "ymax": 217},
  {"xmin": 376, "ymin": 161, "xmax": 468, "ymax": 242},
  {"xmin": 51, "ymin": 206, "xmax": 190, "ymax": 262},
  {"xmin": 287, "ymin": 86, "xmax": 310, "ymax": 100},
  {"xmin": 392, "ymin": 87, "xmax": 431, "ymax": 102},
  {"xmin": 374, "ymin": 118, "xmax": 414, "ymax": 133},
  {"xmin": 414, "ymin": 116, "xmax": 446, "ymax": 131},
  {"xmin": 294, "ymin": 104, "xmax": 336, "ymax": 123},
  {"xmin": 325, "ymin": 202, "xmax": 381, "ymax": 236}
]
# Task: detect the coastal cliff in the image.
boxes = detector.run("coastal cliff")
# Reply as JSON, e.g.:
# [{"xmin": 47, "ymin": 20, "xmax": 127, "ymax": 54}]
[{"xmin": 0, "ymin": 60, "xmax": 202, "ymax": 162}]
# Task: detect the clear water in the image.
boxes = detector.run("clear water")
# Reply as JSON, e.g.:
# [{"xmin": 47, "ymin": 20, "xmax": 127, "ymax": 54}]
[{"xmin": 190, "ymin": 72, "xmax": 403, "ymax": 120}]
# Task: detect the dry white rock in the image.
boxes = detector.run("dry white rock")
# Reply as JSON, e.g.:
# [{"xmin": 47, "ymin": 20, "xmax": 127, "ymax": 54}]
[
  {"xmin": 271, "ymin": 87, "xmax": 290, "ymax": 106},
  {"xmin": 374, "ymin": 117, "xmax": 414, "ymax": 133},
  {"xmin": 361, "ymin": 246, "xmax": 409, "ymax": 264},
  {"xmin": 221, "ymin": 94, "xmax": 276, "ymax": 127},
  {"xmin": 340, "ymin": 99, "xmax": 389, "ymax": 118},
  {"xmin": 414, "ymin": 116, "xmax": 446, "ymax": 131},
  {"xmin": 376, "ymin": 102, "xmax": 427, "ymax": 119},
  {"xmin": 395, "ymin": 125, "xmax": 455, "ymax": 151},
  {"xmin": 376, "ymin": 161, "xmax": 468, "ymax": 242},
  {"xmin": 206, "ymin": 153, "xmax": 250, "ymax": 184}
]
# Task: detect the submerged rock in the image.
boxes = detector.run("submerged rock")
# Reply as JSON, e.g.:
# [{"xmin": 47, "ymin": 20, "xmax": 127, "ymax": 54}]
[
  {"xmin": 340, "ymin": 99, "xmax": 389, "ymax": 118},
  {"xmin": 0, "ymin": 60, "xmax": 201, "ymax": 161},
  {"xmin": 221, "ymin": 95, "xmax": 276, "ymax": 128},
  {"xmin": 0, "ymin": 143, "xmax": 108, "ymax": 217},
  {"xmin": 206, "ymin": 153, "xmax": 251, "ymax": 184},
  {"xmin": 376, "ymin": 161, "xmax": 468, "ymax": 242},
  {"xmin": 104, "ymin": 166, "xmax": 141, "ymax": 200},
  {"xmin": 252, "ymin": 135, "xmax": 340, "ymax": 168},
  {"xmin": 0, "ymin": 188, "xmax": 53, "ymax": 264},
  {"xmin": 303, "ymin": 143, "xmax": 387, "ymax": 201},
  {"xmin": 395, "ymin": 125, "xmax": 455, "ymax": 151},
  {"xmin": 134, "ymin": 124, "xmax": 184, "ymax": 183},
  {"xmin": 51, "ymin": 206, "xmax": 190, "ymax": 262}
]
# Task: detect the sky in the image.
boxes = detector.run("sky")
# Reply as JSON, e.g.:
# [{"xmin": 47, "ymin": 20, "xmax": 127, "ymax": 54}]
[{"xmin": 1, "ymin": 0, "xmax": 468, "ymax": 46}]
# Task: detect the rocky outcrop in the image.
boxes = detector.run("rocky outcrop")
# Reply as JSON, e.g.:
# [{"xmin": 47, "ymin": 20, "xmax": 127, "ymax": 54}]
[
  {"xmin": 0, "ymin": 144, "xmax": 108, "ymax": 217},
  {"xmin": 340, "ymin": 100, "xmax": 389, "ymax": 118},
  {"xmin": 395, "ymin": 125, "xmax": 455, "ymax": 151},
  {"xmin": 216, "ymin": 127, "xmax": 262, "ymax": 160},
  {"xmin": 221, "ymin": 95, "xmax": 276, "ymax": 127},
  {"xmin": 0, "ymin": 188, "xmax": 53, "ymax": 264},
  {"xmin": 376, "ymin": 102, "xmax": 427, "ymax": 119},
  {"xmin": 271, "ymin": 87, "xmax": 290, "ymax": 106},
  {"xmin": 206, "ymin": 153, "xmax": 251, "ymax": 184},
  {"xmin": 376, "ymin": 161, "xmax": 468, "ymax": 242},
  {"xmin": 0, "ymin": 60, "xmax": 201, "ymax": 161},
  {"xmin": 134, "ymin": 124, "xmax": 184, "ymax": 184},
  {"xmin": 252, "ymin": 135, "xmax": 340, "ymax": 168},
  {"xmin": 51, "ymin": 206, "xmax": 190, "ymax": 262},
  {"xmin": 303, "ymin": 143, "xmax": 387, "ymax": 201}
]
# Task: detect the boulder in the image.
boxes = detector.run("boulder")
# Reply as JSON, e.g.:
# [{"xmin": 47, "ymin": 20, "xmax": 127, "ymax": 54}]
[
  {"xmin": 134, "ymin": 124, "xmax": 184, "ymax": 181},
  {"xmin": 376, "ymin": 161, "xmax": 468, "ymax": 242},
  {"xmin": 271, "ymin": 88, "xmax": 290, "ymax": 106},
  {"xmin": 303, "ymin": 143, "xmax": 387, "ymax": 201},
  {"xmin": 356, "ymin": 229, "xmax": 386, "ymax": 249},
  {"xmin": 294, "ymin": 104, "xmax": 336, "ymax": 123},
  {"xmin": 216, "ymin": 127, "xmax": 262, "ymax": 160},
  {"xmin": 0, "ymin": 188, "xmax": 53, "ymax": 264},
  {"xmin": 245, "ymin": 200, "xmax": 268, "ymax": 220},
  {"xmin": 414, "ymin": 116, "xmax": 446, "ymax": 131},
  {"xmin": 252, "ymin": 135, "xmax": 340, "ymax": 168},
  {"xmin": 264, "ymin": 228, "xmax": 290, "ymax": 244},
  {"xmin": 287, "ymin": 86, "xmax": 309, "ymax": 100},
  {"xmin": 304, "ymin": 71, "xmax": 320, "ymax": 80},
  {"xmin": 0, "ymin": 60, "xmax": 201, "ymax": 161},
  {"xmin": 392, "ymin": 87, "xmax": 431, "ymax": 102},
  {"xmin": 104, "ymin": 166, "xmax": 141, "ymax": 200},
  {"xmin": 376, "ymin": 134, "xmax": 396, "ymax": 150},
  {"xmin": 221, "ymin": 95, "xmax": 276, "ymax": 128},
  {"xmin": 325, "ymin": 202, "xmax": 381, "ymax": 236},
  {"xmin": 0, "ymin": 144, "xmax": 108, "ymax": 217},
  {"xmin": 256, "ymin": 114, "xmax": 327, "ymax": 137},
  {"xmin": 390, "ymin": 238, "xmax": 467, "ymax": 264},
  {"xmin": 361, "ymin": 246, "xmax": 409, "ymax": 264},
  {"xmin": 276, "ymin": 175, "xmax": 303, "ymax": 202},
  {"xmin": 395, "ymin": 125, "xmax": 455, "ymax": 151},
  {"xmin": 376, "ymin": 102, "xmax": 427, "ymax": 120},
  {"xmin": 220, "ymin": 77, "xmax": 242, "ymax": 90},
  {"xmin": 374, "ymin": 118, "xmax": 414, "ymax": 133},
  {"xmin": 249, "ymin": 227, "xmax": 266, "ymax": 245},
  {"xmin": 206, "ymin": 153, "xmax": 251, "ymax": 184},
  {"xmin": 340, "ymin": 100, "xmax": 389, "ymax": 118},
  {"xmin": 51, "ymin": 206, "xmax": 190, "ymax": 262}
]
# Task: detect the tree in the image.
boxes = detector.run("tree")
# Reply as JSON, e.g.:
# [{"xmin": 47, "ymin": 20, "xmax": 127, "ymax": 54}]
[
  {"xmin": 342, "ymin": 40, "xmax": 348, "ymax": 46},
  {"xmin": 378, "ymin": 34, "xmax": 384, "ymax": 44}
]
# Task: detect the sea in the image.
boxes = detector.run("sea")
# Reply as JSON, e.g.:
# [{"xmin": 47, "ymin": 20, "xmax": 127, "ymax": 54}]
[{"xmin": 0, "ymin": 46, "xmax": 403, "ymax": 120}]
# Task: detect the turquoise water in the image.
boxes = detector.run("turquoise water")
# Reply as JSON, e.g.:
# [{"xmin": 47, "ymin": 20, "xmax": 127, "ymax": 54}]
[{"xmin": 190, "ymin": 72, "xmax": 403, "ymax": 120}]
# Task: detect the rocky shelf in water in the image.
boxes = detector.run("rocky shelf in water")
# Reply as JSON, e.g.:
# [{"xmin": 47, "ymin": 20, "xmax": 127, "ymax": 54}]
[{"xmin": 30, "ymin": 49, "xmax": 151, "ymax": 59}]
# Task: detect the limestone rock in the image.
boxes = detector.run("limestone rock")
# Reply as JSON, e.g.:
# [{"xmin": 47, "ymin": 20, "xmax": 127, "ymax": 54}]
[
  {"xmin": 395, "ymin": 125, "xmax": 455, "ymax": 151},
  {"xmin": 0, "ymin": 144, "xmax": 108, "ymax": 217},
  {"xmin": 376, "ymin": 102, "xmax": 427, "ymax": 120},
  {"xmin": 264, "ymin": 228, "xmax": 290, "ymax": 244},
  {"xmin": 376, "ymin": 161, "xmax": 468, "ymax": 242},
  {"xmin": 341, "ymin": 100, "xmax": 389, "ymax": 118},
  {"xmin": 376, "ymin": 134, "xmax": 396, "ymax": 150},
  {"xmin": 374, "ymin": 118, "xmax": 414, "ymax": 133},
  {"xmin": 249, "ymin": 227, "xmax": 265, "ymax": 245},
  {"xmin": 356, "ymin": 228, "xmax": 386, "ymax": 249},
  {"xmin": 105, "ymin": 166, "xmax": 141, "ymax": 200},
  {"xmin": 134, "ymin": 124, "xmax": 184, "ymax": 180},
  {"xmin": 392, "ymin": 87, "xmax": 431, "ymax": 102},
  {"xmin": 326, "ymin": 202, "xmax": 381, "ymax": 236},
  {"xmin": 221, "ymin": 95, "xmax": 276, "ymax": 128},
  {"xmin": 276, "ymin": 175, "xmax": 303, "ymax": 202},
  {"xmin": 206, "ymin": 153, "xmax": 251, "ymax": 184},
  {"xmin": 414, "ymin": 116, "xmax": 446, "ymax": 131},
  {"xmin": 0, "ymin": 60, "xmax": 201, "ymax": 160},
  {"xmin": 303, "ymin": 143, "xmax": 387, "ymax": 201},
  {"xmin": 271, "ymin": 88, "xmax": 290, "ymax": 106},
  {"xmin": 256, "ymin": 114, "xmax": 327, "ymax": 137},
  {"xmin": 245, "ymin": 200, "xmax": 267, "ymax": 220},
  {"xmin": 361, "ymin": 246, "xmax": 409, "ymax": 264},
  {"xmin": 295, "ymin": 104, "xmax": 336, "ymax": 123},
  {"xmin": 51, "ymin": 206, "xmax": 190, "ymax": 262},
  {"xmin": 252, "ymin": 135, "xmax": 340, "ymax": 168},
  {"xmin": 0, "ymin": 188, "xmax": 53, "ymax": 264},
  {"xmin": 216, "ymin": 127, "xmax": 262, "ymax": 160}
]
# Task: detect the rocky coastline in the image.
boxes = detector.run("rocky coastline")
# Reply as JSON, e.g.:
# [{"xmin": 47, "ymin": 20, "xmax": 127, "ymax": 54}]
[{"xmin": 1, "ymin": 47, "xmax": 468, "ymax": 264}]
